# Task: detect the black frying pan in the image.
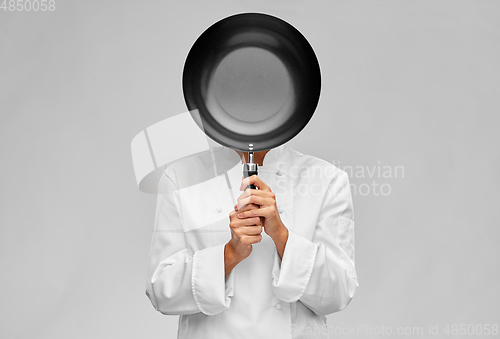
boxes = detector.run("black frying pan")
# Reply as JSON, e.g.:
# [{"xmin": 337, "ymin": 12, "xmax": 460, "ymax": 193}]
[{"xmin": 183, "ymin": 13, "xmax": 321, "ymax": 186}]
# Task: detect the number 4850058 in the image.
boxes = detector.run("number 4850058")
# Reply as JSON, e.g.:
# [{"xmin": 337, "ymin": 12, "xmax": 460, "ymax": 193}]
[{"xmin": 1, "ymin": 0, "xmax": 55, "ymax": 11}]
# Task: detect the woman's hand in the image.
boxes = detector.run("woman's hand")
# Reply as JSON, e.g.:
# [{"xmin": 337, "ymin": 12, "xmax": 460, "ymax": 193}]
[
  {"xmin": 227, "ymin": 202, "xmax": 263, "ymax": 261},
  {"xmin": 237, "ymin": 175, "xmax": 287, "ymax": 240}
]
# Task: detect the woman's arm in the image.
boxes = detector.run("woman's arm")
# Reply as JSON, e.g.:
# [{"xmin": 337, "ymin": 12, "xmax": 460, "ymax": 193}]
[
  {"xmin": 270, "ymin": 171, "xmax": 358, "ymax": 315},
  {"xmin": 224, "ymin": 242, "xmax": 244, "ymax": 278},
  {"xmin": 146, "ymin": 173, "xmax": 234, "ymax": 316}
]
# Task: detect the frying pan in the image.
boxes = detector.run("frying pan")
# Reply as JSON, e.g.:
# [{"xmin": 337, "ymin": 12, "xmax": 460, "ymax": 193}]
[{"xmin": 183, "ymin": 13, "xmax": 321, "ymax": 187}]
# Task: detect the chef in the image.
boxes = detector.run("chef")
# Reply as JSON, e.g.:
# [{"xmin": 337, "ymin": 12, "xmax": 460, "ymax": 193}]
[{"xmin": 145, "ymin": 142, "xmax": 358, "ymax": 338}]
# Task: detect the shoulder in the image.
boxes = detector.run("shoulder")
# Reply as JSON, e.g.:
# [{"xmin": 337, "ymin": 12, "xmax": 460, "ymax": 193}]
[
  {"xmin": 162, "ymin": 150, "xmax": 214, "ymax": 189},
  {"xmin": 163, "ymin": 147, "xmax": 239, "ymax": 189}
]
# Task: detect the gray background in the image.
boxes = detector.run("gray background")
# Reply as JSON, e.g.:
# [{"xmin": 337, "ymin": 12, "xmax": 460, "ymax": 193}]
[{"xmin": 1, "ymin": 0, "xmax": 499, "ymax": 338}]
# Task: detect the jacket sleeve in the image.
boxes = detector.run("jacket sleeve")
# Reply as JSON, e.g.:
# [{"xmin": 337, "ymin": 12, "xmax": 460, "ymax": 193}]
[
  {"xmin": 145, "ymin": 173, "xmax": 235, "ymax": 316},
  {"xmin": 271, "ymin": 171, "xmax": 358, "ymax": 315}
]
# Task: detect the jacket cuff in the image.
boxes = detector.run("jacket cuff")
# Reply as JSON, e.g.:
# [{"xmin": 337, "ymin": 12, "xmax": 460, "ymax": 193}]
[
  {"xmin": 271, "ymin": 229, "xmax": 319, "ymax": 302},
  {"xmin": 191, "ymin": 242, "xmax": 234, "ymax": 316}
]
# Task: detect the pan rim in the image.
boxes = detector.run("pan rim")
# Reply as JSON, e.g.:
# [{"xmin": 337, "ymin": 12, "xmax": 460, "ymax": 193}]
[{"xmin": 182, "ymin": 12, "xmax": 321, "ymax": 152}]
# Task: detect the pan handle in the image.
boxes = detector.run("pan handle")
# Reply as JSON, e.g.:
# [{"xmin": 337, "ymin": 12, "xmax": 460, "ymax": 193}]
[{"xmin": 243, "ymin": 162, "xmax": 258, "ymax": 190}]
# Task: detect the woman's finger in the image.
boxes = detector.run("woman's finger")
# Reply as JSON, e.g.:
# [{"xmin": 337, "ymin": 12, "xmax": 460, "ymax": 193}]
[
  {"xmin": 242, "ymin": 225, "xmax": 263, "ymax": 235},
  {"xmin": 237, "ymin": 188, "xmax": 274, "ymax": 202},
  {"xmin": 237, "ymin": 195, "xmax": 273, "ymax": 210},
  {"xmin": 235, "ymin": 202, "xmax": 260, "ymax": 212},
  {"xmin": 238, "ymin": 206, "xmax": 276, "ymax": 219},
  {"xmin": 240, "ymin": 217, "xmax": 263, "ymax": 227},
  {"xmin": 232, "ymin": 224, "xmax": 262, "ymax": 236},
  {"xmin": 239, "ymin": 234, "xmax": 263, "ymax": 246},
  {"xmin": 239, "ymin": 175, "xmax": 270, "ymax": 191}
]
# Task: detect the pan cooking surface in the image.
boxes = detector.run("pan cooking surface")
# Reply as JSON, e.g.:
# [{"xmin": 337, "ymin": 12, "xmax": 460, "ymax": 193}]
[{"xmin": 208, "ymin": 46, "xmax": 294, "ymax": 135}]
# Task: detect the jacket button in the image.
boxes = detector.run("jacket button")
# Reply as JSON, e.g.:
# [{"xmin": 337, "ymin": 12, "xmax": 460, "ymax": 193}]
[
  {"xmin": 216, "ymin": 206, "xmax": 222, "ymax": 213},
  {"xmin": 275, "ymin": 303, "xmax": 282, "ymax": 310},
  {"xmin": 278, "ymin": 206, "xmax": 284, "ymax": 214}
]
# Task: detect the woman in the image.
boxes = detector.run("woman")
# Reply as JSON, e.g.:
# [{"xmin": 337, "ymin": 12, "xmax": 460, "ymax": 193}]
[{"xmin": 146, "ymin": 142, "xmax": 357, "ymax": 338}]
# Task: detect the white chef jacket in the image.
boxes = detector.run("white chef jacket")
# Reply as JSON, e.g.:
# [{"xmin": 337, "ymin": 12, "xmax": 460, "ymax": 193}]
[{"xmin": 145, "ymin": 143, "xmax": 358, "ymax": 339}]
